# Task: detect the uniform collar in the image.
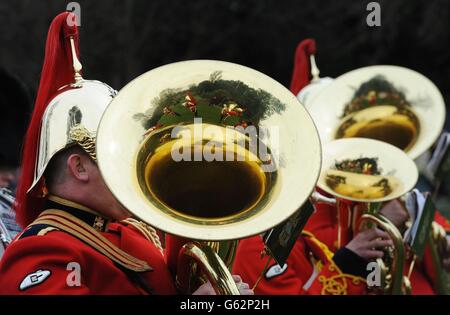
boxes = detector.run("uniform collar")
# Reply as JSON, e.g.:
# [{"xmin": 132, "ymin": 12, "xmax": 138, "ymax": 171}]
[{"xmin": 45, "ymin": 195, "xmax": 110, "ymax": 232}]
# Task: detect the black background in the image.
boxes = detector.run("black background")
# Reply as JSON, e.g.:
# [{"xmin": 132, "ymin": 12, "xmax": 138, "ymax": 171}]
[
  {"xmin": 0, "ymin": 1, "xmax": 448, "ymax": 108},
  {"xmin": 0, "ymin": 0, "xmax": 449, "ymax": 146},
  {"xmin": 0, "ymin": 295, "xmax": 447, "ymax": 313}
]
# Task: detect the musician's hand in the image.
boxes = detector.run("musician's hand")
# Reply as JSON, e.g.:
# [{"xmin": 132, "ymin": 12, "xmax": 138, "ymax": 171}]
[
  {"xmin": 380, "ymin": 199, "xmax": 409, "ymax": 229},
  {"xmin": 192, "ymin": 275, "xmax": 254, "ymax": 295},
  {"xmin": 346, "ymin": 228, "xmax": 393, "ymax": 260},
  {"xmin": 192, "ymin": 281, "xmax": 216, "ymax": 295},
  {"xmin": 232, "ymin": 275, "xmax": 254, "ymax": 295}
]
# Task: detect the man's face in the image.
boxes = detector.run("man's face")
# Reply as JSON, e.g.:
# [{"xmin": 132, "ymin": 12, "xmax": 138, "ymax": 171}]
[{"xmin": 80, "ymin": 156, "xmax": 132, "ymax": 221}]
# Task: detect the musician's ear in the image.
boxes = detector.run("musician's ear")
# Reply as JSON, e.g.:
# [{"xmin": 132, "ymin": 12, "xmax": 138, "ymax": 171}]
[
  {"xmin": 45, "ymin": 146, "xmax": 92, "ymax": 191},
  {"xmin": 66, "ymin": 153, "xmax": 90, "ymax": 183}
]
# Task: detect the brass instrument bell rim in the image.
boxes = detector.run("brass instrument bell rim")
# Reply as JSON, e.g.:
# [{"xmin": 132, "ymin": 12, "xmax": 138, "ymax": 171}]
[
  {"xmin": 317, "ymin": 138, "xmax": 418, "ymax": 203},
  {"xmin": 305, "ymin": 65, "xmax": 446, "ymax": 160},
  {"xmin": 96, "ymin": 60, "xmax": 322, "ymax": 241}
]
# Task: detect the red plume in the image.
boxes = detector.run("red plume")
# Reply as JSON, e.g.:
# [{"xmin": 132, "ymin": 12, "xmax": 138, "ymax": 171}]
[
  {"xmin": 289, "ymin": 39, "xmax": 317, "ymax": 96},
  {"xmin": 15, "ymin": 12, "xmax": 80, "ymax": 227}
]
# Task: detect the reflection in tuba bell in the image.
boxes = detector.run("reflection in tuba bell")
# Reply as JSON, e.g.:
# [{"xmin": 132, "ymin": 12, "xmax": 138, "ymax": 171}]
[
  {"xmin": 96, "ymin": 60, "xmax": 322, "ymax": 294},
  {"xmin": 305, "ymin": 66, "xmax": 446, "ymax": 160},
  {"xmin": 334, "ymin": 76, "xmax": 420, "ymax": 153}
]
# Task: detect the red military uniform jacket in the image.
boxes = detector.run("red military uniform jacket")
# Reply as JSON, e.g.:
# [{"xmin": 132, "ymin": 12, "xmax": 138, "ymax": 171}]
[
  {"xmin": 232, "ymin": 232, "xmax": 367, "ymax": 295},
  {"xmin": 307, "ymin": 201, "xmax": 450, "ymax": 295},
  {"xmin": 0, "ymin": 195, "xmax": 177, "ymax": 294}
]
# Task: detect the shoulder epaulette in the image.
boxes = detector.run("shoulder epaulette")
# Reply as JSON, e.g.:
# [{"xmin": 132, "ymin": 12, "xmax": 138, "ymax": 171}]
[{"xmin": 31, "ymin": 209, "xmax": 152, "ymax": 273}]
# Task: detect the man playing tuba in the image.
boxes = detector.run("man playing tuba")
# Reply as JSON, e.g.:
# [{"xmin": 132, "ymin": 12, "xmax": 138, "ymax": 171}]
[{"xmin": 0, "ymin": 12, "xmax": 252, "ymax": 295}]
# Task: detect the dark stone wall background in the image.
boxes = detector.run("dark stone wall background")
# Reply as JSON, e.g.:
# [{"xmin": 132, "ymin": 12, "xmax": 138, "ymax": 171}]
[{"xmin": 0, "ymin": 0, "xmax": 449, "ymax": 130}]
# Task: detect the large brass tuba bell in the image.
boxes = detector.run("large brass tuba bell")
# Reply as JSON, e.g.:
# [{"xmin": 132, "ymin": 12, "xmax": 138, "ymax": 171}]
[
  {"xmin": 96, "ymin": 60, "xmax": 322, "ymax": 294},
  {"xmin": 305, "ymin": 66, "xmax": 446, "ymax": 160}
]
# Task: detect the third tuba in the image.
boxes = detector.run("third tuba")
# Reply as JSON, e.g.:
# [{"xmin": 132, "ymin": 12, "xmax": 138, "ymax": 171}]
[{"xmin": 314, "ymin": 137, "xmax": 419, "ymax": 294}]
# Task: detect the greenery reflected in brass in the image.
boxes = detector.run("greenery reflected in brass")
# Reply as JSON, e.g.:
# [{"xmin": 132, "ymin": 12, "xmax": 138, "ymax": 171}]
[
  {"xmin": 324, "ymin": 157, "xmax": 401, "ymax": 201},
  {"xmin": 335, "ymin": 106, "xmax": 419, "ymax": 151},
  {"xmin": 335, "ymin": 76, "xmax": 420, "ymax": 152},
  {"xmin": 325, "ymin": 169, "xmax": 399, "ymax": 200},
  {"xmin": 133, "ymin": 71, "xmax": 286, "ymax": 130}
]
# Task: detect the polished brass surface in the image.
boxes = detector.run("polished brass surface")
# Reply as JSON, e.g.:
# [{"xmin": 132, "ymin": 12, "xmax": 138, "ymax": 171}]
[
  {"xmin": 176, "ymin": 242, "xmax": 240, "ymax": 295},
  {"xmin": 135, "ymin": 123, "xmax": 276, "ymax": 294},
  {"xmin": 69, "ymin": 125, "xmax": 97, "ymax": 161},
  {"xmin": 325, "ymin": 169, "xmax": 402, "ymax": 200},
  {"xmin": 317, "ymin": 138, "xmax": 418, "ymax": 294},
  {"xmin": 306, "ymin": 66, "xmax": 447, "ymax": 161},
  {"xmin": 97, "ymin": 60, "xmax": 323, "ymax": 295},
  {"xmin": 318, "ymin": 138, "xmax": 417, "ymax": 204},
  {"xmin": 136, "ymin": 124, "xmax": 275, "ymax": 224},
  {"xmin": 97, "ymin": 61, "xmax": 321, "ymax": 240},
  {"xmin": 69, "ymin": 36, "xmax": 83, "ymax": 85},
  {"xmin": 335, "ymin": 105, "xmax": 420, "ymax": 152}
]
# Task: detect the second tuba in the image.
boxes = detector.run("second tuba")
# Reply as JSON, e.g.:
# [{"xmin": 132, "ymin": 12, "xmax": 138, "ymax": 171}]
[{"xmin": 305, "ymin": 65, "xmax": 446, "ymax": 161}]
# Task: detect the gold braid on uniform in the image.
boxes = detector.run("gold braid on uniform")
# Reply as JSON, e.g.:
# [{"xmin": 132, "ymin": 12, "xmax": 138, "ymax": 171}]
[
  {"xmin": 69, "ymin": 124, "xmax": 97, "ymax": 161},
  {"xmin": 302, "ymin": 231, "xmax": 365, "ymax": 295},
  {"xmin": 121, "ymin": 218, "xmax": 164, "ymax": 254}
]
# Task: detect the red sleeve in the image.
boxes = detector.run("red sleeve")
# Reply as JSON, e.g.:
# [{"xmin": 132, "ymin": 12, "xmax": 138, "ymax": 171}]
[
  {"xmin": 0, "ymin": 232, "xmax": 90, "ymax": 294},
  {"xmin": 232, "ymin": 236, "xmax": 307, "ymax": 294},
  {"xmin": 232, "ymin": 235, "xmax": 366, "ymax": 295}
]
